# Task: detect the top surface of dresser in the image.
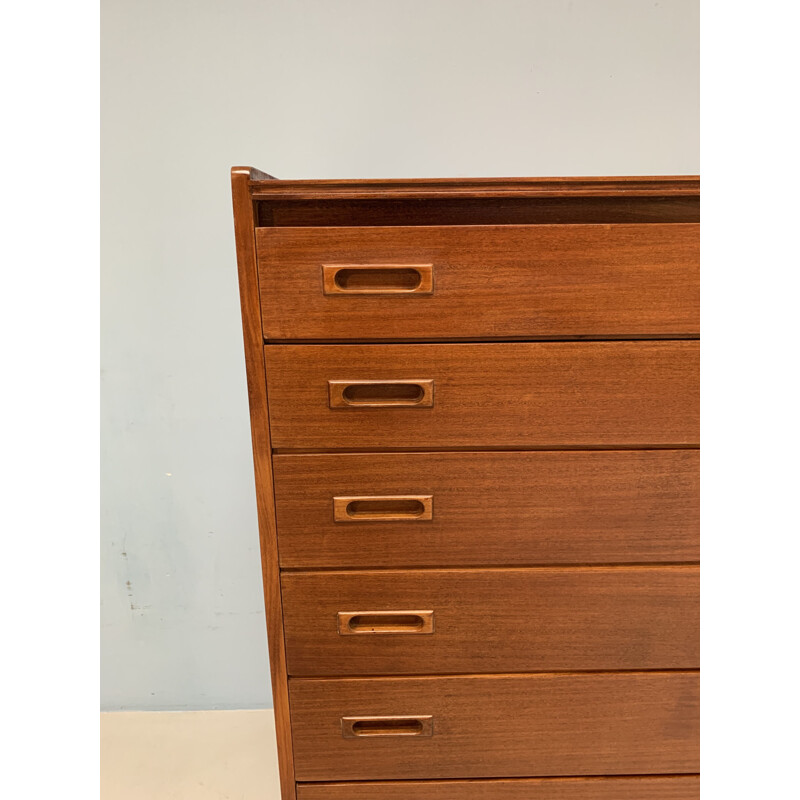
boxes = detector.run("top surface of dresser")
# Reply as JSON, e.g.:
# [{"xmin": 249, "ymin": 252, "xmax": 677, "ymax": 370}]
[{"xmin": 250, "ymin": 175, "xmax": 699, "ymax": 341}]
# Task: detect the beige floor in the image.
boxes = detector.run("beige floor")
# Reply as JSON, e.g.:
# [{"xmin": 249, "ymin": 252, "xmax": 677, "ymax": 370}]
[{"xmin": 101, "ymin": 710, "xmax": 281, "ymax": 799}]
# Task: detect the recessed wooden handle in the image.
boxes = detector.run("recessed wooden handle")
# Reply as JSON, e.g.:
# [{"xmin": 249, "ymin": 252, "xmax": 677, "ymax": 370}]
[
  {"xmin": 323, "ymin": 264, "xmax": 434, "ymax": 295},
  {"xmin": 333, "ymin": 495, "xmax": 433, "ymax": 522},
  {"xmin": 338, "ymin": 611, "xmax": 435, "ymax": 635},
  {"xmin": 341, "ymin": 716, "xmax": 434, "ymax": 738},
  {"xmin": 328, "ymin": 380, "xmax": 434, "ymax": 408}
]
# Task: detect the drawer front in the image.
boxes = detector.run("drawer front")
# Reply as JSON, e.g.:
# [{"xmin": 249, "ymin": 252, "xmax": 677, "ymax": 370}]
[
  {"xmin": 272, "ymin": 450, "xmax": 698, "ymax": 567},
  {"xmin": 281, "ymin": 567, "xmax": 698, "ymax": 676},
  {"xmin": 296, "ymin": 775, "xmax": 700, "ymax": 800},
  {"xmin": 289, "ymin": 672, "xmax": 699, "ymax": 781},
  {"xmin": 265, "ymin": 342, "xmax": 699, "ymax": 450},
  {"xmin": 256, "ymin": 224, "xmax": 699, "ymax": 340}
]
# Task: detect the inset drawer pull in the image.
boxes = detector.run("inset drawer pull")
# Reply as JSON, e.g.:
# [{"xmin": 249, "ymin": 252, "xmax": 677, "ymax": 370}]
[
  {"xmin": 323, "ymin": 264, "xmax": 434, "ymax": 295},
  {"xmin": 329, "ymin": 379, "xmax": 434, "ymax": 408},
  {"xmin": 338, "ymin": 611, "xmax": 435, "ymax": 635},
  {"xmin": 333, "ymin": 495, "xmax": 433, "ymax": 522},
  {"xmin": 341, "ymin": 715, "xmax": 434, "ymax": 738}
]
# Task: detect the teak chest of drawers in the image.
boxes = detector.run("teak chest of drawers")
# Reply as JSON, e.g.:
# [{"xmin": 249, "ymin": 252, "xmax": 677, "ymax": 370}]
[{"xmin": 231, "ymin": 168, "xmax": 700, "ymax": 800}]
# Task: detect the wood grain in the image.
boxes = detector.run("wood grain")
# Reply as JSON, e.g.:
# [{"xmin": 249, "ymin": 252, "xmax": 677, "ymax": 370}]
[
  {"xmin": 234, "ymin": 169, "xmax": 701, "ymax": 793},
  {"xmin": 264, "ymin": 342, "xmax": 699, "ymax": 450},
  {"xmin": 289, "ymin": 672, "xmax": 699, "ymax": 781},
  {"xmin": 249, "ymin": 174, "xmax": 700, "ymax": 200},
  {"xmin": 260, "ymin": 195, "xmax": 700, "ymax": 228},
  {"xmin": 296, "ymin": 775, "xmax": 700, "ymax": 800},
  {"xmin": 231, "ymin": 167, "xmax": 296, "ymax": 800},
  {"xmin": 257, "ymin": 224, "xmax": 698, "ymax": 340},
  {"xmin": 281, "ymin": 566, "xmax": 698, "ymax": 676},
  {"xmin": 272, "ymin": 450, "xmax": 698, "ymax": 567}
]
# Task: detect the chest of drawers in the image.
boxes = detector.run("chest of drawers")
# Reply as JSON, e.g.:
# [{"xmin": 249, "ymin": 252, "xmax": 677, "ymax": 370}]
[{"xmin": 231, "ymin": 168, "xmax": 700, "ymax": 800}]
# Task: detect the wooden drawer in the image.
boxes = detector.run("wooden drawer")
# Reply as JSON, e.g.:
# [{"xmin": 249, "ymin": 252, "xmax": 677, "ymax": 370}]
[
  {"xmin": 256, "ymin": 224, "xmax": 699, "ymax": 340},
  {"xmin": 281, "ymin": 566, "xmax": 698, "ymax": 676},
  {"xmin": 272, "ymin": 450, "xmax": 698, "ymax": 567},
  {"xmin": 296, "ymin": 775, "xmax": 700, "ymax": 800},
  {"xmin": 289, "ymin": 672, "xmax": 699, "ymax": 781},
  {"xmin": 265, "ymin": 341, "xmax": 699, "ymax": 450}
]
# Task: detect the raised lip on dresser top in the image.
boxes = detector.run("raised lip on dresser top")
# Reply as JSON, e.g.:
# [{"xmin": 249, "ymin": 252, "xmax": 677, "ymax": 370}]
[{"xmin": 242, "ymin": 170, "xmax": 699, "ymax": 199}]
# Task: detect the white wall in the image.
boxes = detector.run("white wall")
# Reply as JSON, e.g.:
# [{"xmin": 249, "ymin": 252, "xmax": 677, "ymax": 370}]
[{"xmin": 101, "ymin": 0, "xmax": 699, "ymax": 710}]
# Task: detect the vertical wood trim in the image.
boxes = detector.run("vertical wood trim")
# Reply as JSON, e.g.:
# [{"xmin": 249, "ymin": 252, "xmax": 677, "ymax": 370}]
[{"xmin": 231, "ymin": 166, "xmax": 296, "ymax": 800}]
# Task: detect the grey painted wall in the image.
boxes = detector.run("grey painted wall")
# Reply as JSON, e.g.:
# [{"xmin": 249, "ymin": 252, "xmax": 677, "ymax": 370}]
[{"xmin": 101, "ymin": 0, "xmax": 699, "ymax": 710}]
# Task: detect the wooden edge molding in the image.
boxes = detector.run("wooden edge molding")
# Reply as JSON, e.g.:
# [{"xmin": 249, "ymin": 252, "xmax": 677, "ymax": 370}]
[
  {"xmin": 245, "ymin": 171, "xmax": 699, "ymax": 200},
  {"xmin": 295, "ymin": 775, "xmax": 700, "ymax": 800},
  {"xmin": 230, "ymin": 167, "xmax": 297, "ymax": 800}
]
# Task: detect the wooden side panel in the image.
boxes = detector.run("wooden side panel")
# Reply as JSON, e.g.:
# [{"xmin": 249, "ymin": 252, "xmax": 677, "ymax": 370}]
[
  {"xmin": 257, "ymin": 224, "xmax": 699, "ymax": 340},
  {"xmin": 289, "ymin": 672, "xmax": 699, "ymax": 781},
  {"xmin": 296, "ymin": 775, "xmax": 700, "ymax": 800},
  {"xmin": 231, "ymin": 168, "xmax": 296, "ymax": 800},
  {"xmin": 281, "ymin": 567, "xmax": 699, "ymax": 676},
  {"xmin": 265, "ymin": 342, "xmax": 699, "ymax": 450},
  {"xmin": 272, "ymin": 450, "xmax": 698, "ymax": 567}
]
